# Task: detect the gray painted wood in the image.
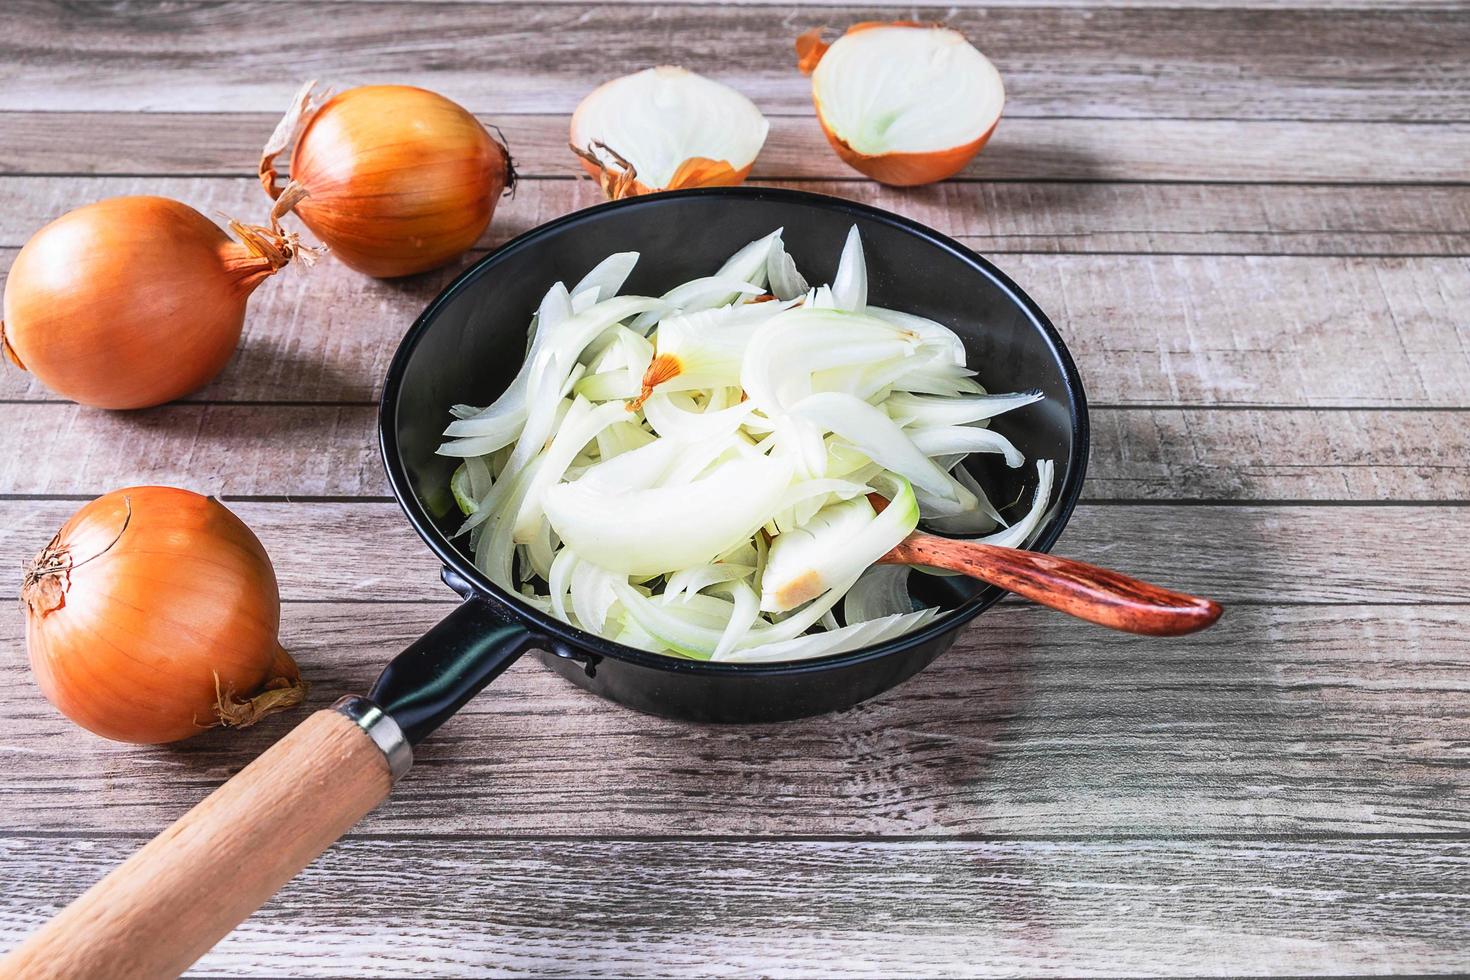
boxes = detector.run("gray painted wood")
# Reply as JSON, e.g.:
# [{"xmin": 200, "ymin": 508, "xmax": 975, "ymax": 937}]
[
  {"xmin": 5, "ymin": 223, "xmax": 1469, "ymax": 407},
  {"xmin": 8, "ymin": 176, "xmax": 1470, "ymax": 255},
  {"xmin": 0, "ymin": 835, "xmax": 1464, "ymax": 977},
  {"xmin": 3, "ymin": 499, "xmax": 1468, "ymax": 605},
  {"xmin": 6, "ymin": 113, "xmax": 1470, "ymax": 184},
  {"xmin": 2, "ymin": 402, "xmax": 1466, "ymax": 500},
  {"xmin": 4, "ymin": 4, "xmax": 1467, "ymax": 119},
  {"xmin": 2, "ymin": 1, "xmax": 1467, "ymax": 975},
  {"xmin": 1, "ymin": 602, "xmax": 1468, "ymax": 838}
]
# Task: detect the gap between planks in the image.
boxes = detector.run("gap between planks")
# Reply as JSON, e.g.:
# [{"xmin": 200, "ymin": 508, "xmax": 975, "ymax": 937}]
[
  {"xmin": 1, "ymin": 836, "xmax": 1465, "ymax": 978},
  {"xmin": 5, "ymin": 248, "xmax": 1468, "ymax": 406},
  {"xmin": 1, "ymin": 402, "xmax": 1467, "ymax": 501},
  {"xmin": 5, "ymin": 177, "xmax": 1470, "ymax": 255},
  {"xmin": 1, "ymin": 602, "xmax": 1467, "ymax": 838},
  {"xmin": 5, "ymin": 4, "xmax": 1469, "ymax": 121},
  {"xmin": 2, "ymin": 500, "xmax": 1468, "ymax": 605},
  {"xmin": 5, "ymin": 115, "xmax": 1470, "ymax": 184}
]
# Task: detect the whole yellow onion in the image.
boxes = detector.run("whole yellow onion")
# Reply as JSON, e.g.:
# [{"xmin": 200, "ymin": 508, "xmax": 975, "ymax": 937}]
[
  {"xmin": 260, "ymin": 82, "xmax": 514, "ymax": 278},
  {"xmin": 21, "ymin": 487, "xmax": 306, "ymax": 744}
]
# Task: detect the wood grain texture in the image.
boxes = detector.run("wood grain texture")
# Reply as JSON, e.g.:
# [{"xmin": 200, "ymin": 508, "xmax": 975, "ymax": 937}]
[
  {"xmin": 2, "ymin": 498, "xmax": 1467, "ymax": 604},
  {"xmin": 8, "ymin": 113, "xmax": 1470, "ymax": 184},
  {"xmin": 884, "ymin": 534, "xmax": 1223, "ymax": 635},
  {"xmin": 0, "ymin": 602, "xmax": 1467, "ymax": 838},
  {"xmin": 3, "ymin": 2, "xmax": 1468, "ymax": 975},
  {"xmin": 0, "ymin": 709, "xmax": 391, "ymax": 980},
  {"xmin": 4, "ymin": 4, "xmax": 1468, "ymax": 119},
  {"xmin": 8, "ymin": 176, "xmax": 1470, "ymax": 255},
  {"xmin": 4, "ymin": 186, "xmax": 1469, "ymax": 408},
  {"xmin": 3, "ymin": 402, "xmax": 1466, "ymax": 502},
  {"xmin": 0, "ymin": 835, "xmax": 1466, "ymax": 978}
]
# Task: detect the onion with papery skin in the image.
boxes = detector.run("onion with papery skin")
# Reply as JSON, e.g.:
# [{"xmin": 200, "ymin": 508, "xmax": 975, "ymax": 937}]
[
  {"xmin": 571, "ymin": 67, "xmax": 769, "ymax": 200},
  {"xmin": 20, "ymin": 487, "xmax": 306, "ymax": 744},
  {"xmin": 261, "ymin": 82, "xmax": 514, "ymax": 278},
  {"xmin": 796, "ymin": 23, "xmax": 1005, "ymax": 186},
  {"xmin": 0, "ymin": 196, "xmax": 303, "ymax": 410}
]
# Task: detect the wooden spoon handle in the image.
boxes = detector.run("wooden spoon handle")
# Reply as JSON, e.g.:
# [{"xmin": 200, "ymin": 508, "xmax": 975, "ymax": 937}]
[{"xmin": 882, "ymin": 532, "xmax": 1222, "ymax": 636}]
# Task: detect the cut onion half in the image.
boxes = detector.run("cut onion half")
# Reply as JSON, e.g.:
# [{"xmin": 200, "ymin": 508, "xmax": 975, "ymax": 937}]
[
  {"xmin": 797, "ymin": 23, "xmax": 1004, "ymax": 186},
  {"xmin": 571, "ymin": 67, "xmax": 770, "ymax": 199}
]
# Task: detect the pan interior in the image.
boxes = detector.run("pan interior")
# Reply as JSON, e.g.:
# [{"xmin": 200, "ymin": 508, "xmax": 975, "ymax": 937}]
[{"xmin": 384, "ymin": 188, "xmax": 1086, "ymax": 650}]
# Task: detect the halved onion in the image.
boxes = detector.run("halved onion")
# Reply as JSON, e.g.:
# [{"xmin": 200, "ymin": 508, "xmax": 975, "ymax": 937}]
[
  {"xmin": 571, "ymin": 67, "xmax": 770, "ymax": 199},
  {"xmin": 797, "ymin": 23, "xmax": 1005, "ymax": 186}
]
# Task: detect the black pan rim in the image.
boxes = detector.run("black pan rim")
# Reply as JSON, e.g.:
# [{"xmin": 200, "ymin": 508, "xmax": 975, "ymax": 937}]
[{"xmin": 380, "ymin": 185, "xmax": 1090, "ymax": 677}]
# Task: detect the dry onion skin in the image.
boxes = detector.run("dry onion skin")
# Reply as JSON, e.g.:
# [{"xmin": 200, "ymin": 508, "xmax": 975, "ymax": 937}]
[
  {"xmin": 0, "ymin": 196, "xmax": 302, "ymax": 410},
  {"xmin": 570, "ymin": 67, "xmax": 769, "ymax": 199},
  {"xmin": 797, "ymin": 23, "xmax": 1005, "ymax": 186},
  {"xmin": 261, "ymin": 82, "xmax": 515, "ymax": 278},
  {"xmin": 20, "ymin": 487, "xmax": 306, "ymax": 744}
]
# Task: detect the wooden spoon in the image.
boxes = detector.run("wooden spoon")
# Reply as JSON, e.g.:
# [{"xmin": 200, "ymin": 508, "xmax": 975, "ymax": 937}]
[{"xmin": 879, "ymin": 531, "xmax": 1222, "ymax": 636}]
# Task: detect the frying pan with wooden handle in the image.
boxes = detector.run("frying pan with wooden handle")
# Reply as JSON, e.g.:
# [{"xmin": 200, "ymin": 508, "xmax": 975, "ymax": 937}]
[{"xmin": 3, "ymin": 188, "xmax": 1219, "ymax": 978}]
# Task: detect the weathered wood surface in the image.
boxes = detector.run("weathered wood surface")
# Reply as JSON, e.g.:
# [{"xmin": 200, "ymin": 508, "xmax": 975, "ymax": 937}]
[
  {"xmin": 3, "ymin": 0, "xmax": 1468, "ymax": 975},
  {"xmin": 7, "ymin": 113, "xmax": 1470, "ymax": 184},
  {"xmin": 1, "ymin": 835, "xmax": 1467, "ymax": 978},
  {"xmin": 8, "ymin": 176, "xmax": 1470, "ymax": 256},
  {"xmin": 5, "ymin": 4, "xmax": 1468, "ymax": 119},
  {"xmin": 4, "ymin": 401, "xmax": 1467, "ymax": 501},
  {"xmin": 3, "ymin": 500, "xmax": 1467, "ymax": 606},
  {"xmin": 5, "ymin": 238, "xmax": 1470, "ymax": 409},
  {"xmin": 2, "ymin": 602, "xmax": 1467, "ymax": 837}
]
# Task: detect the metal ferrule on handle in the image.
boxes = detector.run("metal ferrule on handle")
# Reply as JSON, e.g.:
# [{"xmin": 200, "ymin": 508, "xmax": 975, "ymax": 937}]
[{"xmin": 334, "ymin": 695, "xmax": 414, "ymax": 781}]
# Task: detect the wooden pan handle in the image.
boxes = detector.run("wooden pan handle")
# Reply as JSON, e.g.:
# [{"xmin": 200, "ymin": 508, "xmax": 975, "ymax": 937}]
[
  {"xmin": 1, "ymin": 704, "xmax": 403, "ymax": 980},
  {"xmin": 883, "ymin": 532, "xmax": 1222, "ymax": 636}
]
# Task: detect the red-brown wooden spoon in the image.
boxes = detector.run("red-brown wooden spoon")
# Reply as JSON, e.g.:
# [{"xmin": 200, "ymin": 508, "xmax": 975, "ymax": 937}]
[{"xmin": 878, "ymin": 532, "xmax": 1221, "ymax": 636}]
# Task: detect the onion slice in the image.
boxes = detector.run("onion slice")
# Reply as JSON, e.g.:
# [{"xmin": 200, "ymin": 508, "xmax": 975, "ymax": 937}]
[
  {"xmin": 571, "ymin": 67, "xmax": 770, "ymax": 199},
  {"xmin": 544, "ymin": 455, "xmax": 795, "ymax": 576},
  {"xmin": 798, "ymin": 23, "xmax": 1005, "ymax": 186},
  {"xmin": 761, "ymin": 475, "xmax": 920, "ymax": 613}
]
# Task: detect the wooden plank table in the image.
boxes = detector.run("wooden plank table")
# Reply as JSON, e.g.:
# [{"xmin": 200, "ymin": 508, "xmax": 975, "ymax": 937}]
[{"xmin": 2, "ymin": 1, "xmax": 1468, "ymax": 975}]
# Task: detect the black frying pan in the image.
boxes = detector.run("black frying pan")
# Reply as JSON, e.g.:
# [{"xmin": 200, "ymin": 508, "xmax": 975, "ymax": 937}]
[
  {"xmin": 375, "ymin": 186, "xmax": 1088, "ymax": 734},
  {"xmin": 2, "ymin": 187, "xmax": 1088, "ymax": 976}
]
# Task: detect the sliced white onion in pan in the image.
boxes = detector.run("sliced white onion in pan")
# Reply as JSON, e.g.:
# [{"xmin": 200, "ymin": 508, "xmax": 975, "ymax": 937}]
[{"xmin": 544, "ymin": 454, "xmax": 795, "ymax": 577}]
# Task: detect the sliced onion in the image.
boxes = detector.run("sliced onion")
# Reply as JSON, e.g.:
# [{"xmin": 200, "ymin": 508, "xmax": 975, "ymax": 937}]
[
  {"xmin": 572, "ymin": 251, "xmax": 639, "ymax": 305},
  {"xmin": 908, "ymin": 424, "xmax": 1025, "ymax": 469},
  {"xmin": 665, "ymin": 563, "xmax": 757, "ymax": 600},
  {"xmin": 642, "ymin": 301, "xmax": 788, "ymax": 394},
  {"xmin": 714, "ymin": 608, "xmax": 940, "ymax": 663},
  {"xmin": 571, "ymin": 67, "xmax": 769, "ymax": 198},
  {"xmin": 790, "ymin": 391, "xmax": 969, "ymax": 505},
  {"xmin": 922, "ymin": 463, "xmax": 1004, "ymax": 534},
  {"xmin": 971, "ymin": 459, "xmax": 1055, "ymax": 549},
  {"xmin": 570, "ymin": 558, "xmax": 621, "ymax": 634},
  {"xmin": 512, "ymin": 398, "xmax": 630, "ymax": 541},
  {"xmin": 545, "ymin": 455, "xmax": 795, "ymax": 576},
  {"xmin": 830, "ymin": 225, "xmax": 868, "ymax": 312},
  {"xmin": 439, "ymin": 225, "xmax": 1058, "ymax": 665},
  {"xmin": 712, "ymin": 579, "xmax": 761, "ymax": 658},
  {"xmin": 761, "ymin": 474, "xmax": 918, "ymax": 612},
  {"xmin": 577, "ymin": 436, "xmax": 685, "ymax": 493},
  {"xmin": 887, "ymin": 390, "xmax": 1043, "ymax": 427},
  {"xmin": 867, "ymin": 307, "xmax": 966, "ymax": 365},
  {"xmin": 642, "ymin": 394, "xmax": 754, "ymax": 442},
  {"xmin": 843, "ymin": 565, "xmax": 915, "ymax": 623},
  {"xmin": 741, "ymin": 308, "xmax": 920, "ymax": 414},
  {"xmin": 766, "ymin": 232, "xmax": 810, "ymax": 301}
]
